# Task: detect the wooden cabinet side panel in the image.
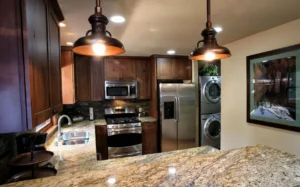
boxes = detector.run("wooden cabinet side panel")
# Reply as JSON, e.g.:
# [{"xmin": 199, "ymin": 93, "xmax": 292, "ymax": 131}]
[
  {"xmin": 142, "ymin": 122, "xmax": 158, "ymax": 154},
  {"xmin": 75, "ymin": 55, "xmax": 91, "ymax": 102},
  {"xmin": 61, "ymin": 50, "xmax": 75, "ymax": 104},
  {"xmin": 95, "ymin": 126, "xmax": 108, "ymax": 160},
  {"xmin": 90, "ymin": 58, "xmax": 104, "ymax": 101},
  {"xmin": 136, "ymin": 59, "xmax": 151, "ymax": 99},
  {"xmin": 0, "ymin": 0, "xmax": 27, "ymax": 132}
]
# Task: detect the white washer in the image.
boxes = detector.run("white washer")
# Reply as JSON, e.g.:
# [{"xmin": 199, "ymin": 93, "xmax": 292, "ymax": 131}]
[
  {"xmin": 199, "ymin": 76, "xmax": 221, "ymax": 114},
  {"xmin": 200, "ymin": 113, "xmax": 220, "ymax": 149}
]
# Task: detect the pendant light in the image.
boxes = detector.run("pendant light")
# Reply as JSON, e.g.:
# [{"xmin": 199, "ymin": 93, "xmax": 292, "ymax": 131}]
[
  {"xmin": 189, "ymin": 0, "xmax": 231, "ymax": 61},
  {"xmin": 72, "ymin": 0, "xmax": 125, "ymax": 56}
]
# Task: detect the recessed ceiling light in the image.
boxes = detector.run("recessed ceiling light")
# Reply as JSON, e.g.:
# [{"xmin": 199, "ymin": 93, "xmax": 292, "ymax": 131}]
[
  {"xmin": 66, "ymin": 42, "xmax": 73, "ymax": 46},
  {"xmin": 214, "ymin": 27, "xmax": 223, "ymax": 33},
  {"xmin": 262, "ymin": 60, "xmax": 268, "ymax": 63},
  {"xmin": 59, "ymin": 22, "xmax": 66, "ymax": 27},
  {"xmin": 110, "ymin": 16, "xmax": 125, "ymax": 23},
  {"xmin": 167, "ymin": 50, "xmax": 176, "ymax": 55}
]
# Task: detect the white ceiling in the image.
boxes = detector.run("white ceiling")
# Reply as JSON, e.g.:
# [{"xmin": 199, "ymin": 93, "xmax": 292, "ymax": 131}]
[{"xmin": 58, "ymin": 0, "xmax": 300, "ymax": 56}]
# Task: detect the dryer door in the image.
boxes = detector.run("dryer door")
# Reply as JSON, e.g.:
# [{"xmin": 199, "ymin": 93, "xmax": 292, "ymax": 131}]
[
  {"xmin": 204, "ymin": 80, "xmax": 221, "ymax": 103},
  {"xmin": 204, "ymin": 117, "xmax": 221, "ymax": 140}
]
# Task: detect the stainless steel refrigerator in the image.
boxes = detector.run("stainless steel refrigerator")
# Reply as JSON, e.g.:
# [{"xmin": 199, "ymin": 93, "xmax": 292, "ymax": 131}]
[{"xmin": 159, "ymin": 83, "xmax": 197, "ymax": 152}]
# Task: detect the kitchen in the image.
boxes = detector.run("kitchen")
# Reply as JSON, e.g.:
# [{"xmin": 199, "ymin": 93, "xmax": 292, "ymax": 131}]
[{"xmin": 1, "ymin": 0, "xmax": 300, "ymax": 186}]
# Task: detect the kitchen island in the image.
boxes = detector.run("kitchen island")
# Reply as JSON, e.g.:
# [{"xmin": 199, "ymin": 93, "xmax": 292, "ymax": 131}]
[{"xmin": 4, "ymin": 142, "xmax": 300, "ymax": 186}]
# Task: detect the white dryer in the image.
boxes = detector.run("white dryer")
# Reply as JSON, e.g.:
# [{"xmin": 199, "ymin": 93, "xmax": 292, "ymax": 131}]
[
  {"xmin": 199, "ymin": 76, "xmax": 221, "ymax": 114},
  {"xmin": 200, "ymin": 113, "xmax": 220, "ymax": 149}
]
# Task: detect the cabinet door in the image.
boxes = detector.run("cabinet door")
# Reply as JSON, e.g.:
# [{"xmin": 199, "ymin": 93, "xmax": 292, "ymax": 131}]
[
  {"xmin": 120, "ymin": 59, "xmax": 136, "ymax": 80},
  {"xmin": 49, "ymin": 13, "xmax": 62, "ymax": 113},
  {"xmin": 75, "ymin": 55, "xmax": 91, "ymax": 102},
  {"xmin": 27, "ymin": 0, "xmax": 52, "ymax": 127},
  {"xmin": 156, "ymin": 58, "xmax": 173, "ymax": 79},
  {"xmin": 172, "ymin": 58, "xmax": 192, "ymax": 80},
  {"xmin": 61, "ymin": 50, "xmax": 75, "ymax": 104},
  {"xmin": 142, "ymin": 122, "xmax": 158, "ymax": 154},
  {"xmin": 90, "ymin": 58, "xmax": 104, "ymax": 101},
  {"xmin": 136, "ymin": 59, "xmax": 151, "ymax": 99},
  {"xmin": 95, "ymin": 125, "xmax": 108, "ymax": 160},
  {"xmin": 104, "ymin": 59, "xmax": 121, "ymax": 80}
]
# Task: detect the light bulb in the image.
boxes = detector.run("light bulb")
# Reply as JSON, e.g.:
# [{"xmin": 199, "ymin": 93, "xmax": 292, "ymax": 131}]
[
  {"xmin": 92, "ymin": 43, "xmax": 106, "ymax": 56},
  {"xmin": 107, "ymin": 177, "xmax": 116, "ymax": 184},
  {"xmin": 204, "ymin": 51, "xmax": 216, "ymax": 61}
]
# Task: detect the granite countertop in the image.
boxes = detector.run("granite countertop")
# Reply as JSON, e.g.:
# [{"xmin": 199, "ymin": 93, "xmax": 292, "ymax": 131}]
[{"xmin": 4, "ymin": 140, "xmax": 300, "ymax": 186}]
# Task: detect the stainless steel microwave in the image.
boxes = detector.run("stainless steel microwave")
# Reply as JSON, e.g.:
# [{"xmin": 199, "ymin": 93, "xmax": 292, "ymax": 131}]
[{"xmin": 105, "ymin": 80, "xmax": 138, "ymax": 99}]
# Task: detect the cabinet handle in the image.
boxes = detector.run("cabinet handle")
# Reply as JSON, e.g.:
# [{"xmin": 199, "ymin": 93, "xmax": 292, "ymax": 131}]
[{"xmin": 52, "ymin": 110, "xmax": 57, "ymax": 115}]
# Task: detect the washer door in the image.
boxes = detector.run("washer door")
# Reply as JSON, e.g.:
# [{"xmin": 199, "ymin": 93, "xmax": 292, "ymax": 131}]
[
  {"xmin": 204, "ymin": 117, "xmax": 221, "ymax": 140},
  {"xmin": 204, "ymin": 80, "xmax": 221, "ymax": 103}
]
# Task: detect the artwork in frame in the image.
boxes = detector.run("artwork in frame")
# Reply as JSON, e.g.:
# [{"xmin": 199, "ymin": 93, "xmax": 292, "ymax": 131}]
[{"xmin": 247, "ymin": 44, "xmax": 300, "ymax": 132}]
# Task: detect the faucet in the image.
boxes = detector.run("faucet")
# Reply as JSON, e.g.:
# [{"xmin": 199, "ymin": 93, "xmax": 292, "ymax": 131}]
[{"xmin": 57, "ymin": 115, "xmax": 72, "ymax": 141}]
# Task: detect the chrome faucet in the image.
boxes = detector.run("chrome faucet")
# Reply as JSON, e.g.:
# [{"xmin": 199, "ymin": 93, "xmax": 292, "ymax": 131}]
[{"xmin": 57, "ymin": 115, "xmax": 72, "ymax": 141}]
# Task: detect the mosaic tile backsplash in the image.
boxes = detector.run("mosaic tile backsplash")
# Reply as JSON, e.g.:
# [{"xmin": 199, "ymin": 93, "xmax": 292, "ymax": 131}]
[{"xmin": 63, "ymin": 100, "xmax": 150, "ymax": 120}]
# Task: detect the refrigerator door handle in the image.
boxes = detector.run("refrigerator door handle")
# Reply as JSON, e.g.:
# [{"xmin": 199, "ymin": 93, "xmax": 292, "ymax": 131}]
[
  {"xmin": 174, "ymin": 97, "xmax": 178, "ymax": 122},
  {"xmin": 176, "ymin": 96, "xmax": 180, "ymax": 122}
]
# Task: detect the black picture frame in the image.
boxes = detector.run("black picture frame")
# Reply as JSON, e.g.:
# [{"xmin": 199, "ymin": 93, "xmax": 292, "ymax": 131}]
[{"xmin": 246, "ymin": 44, "xmax": 300, "ymax": 132}]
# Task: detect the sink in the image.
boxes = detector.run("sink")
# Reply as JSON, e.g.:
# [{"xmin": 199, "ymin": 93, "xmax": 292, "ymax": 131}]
[
  {"xmin": 62, "ymin": 139, "xmax": 89, "ymax": 145},
  {"xmin": 61, "ymin": 131, "xmax": 90, "ymax": 145}
]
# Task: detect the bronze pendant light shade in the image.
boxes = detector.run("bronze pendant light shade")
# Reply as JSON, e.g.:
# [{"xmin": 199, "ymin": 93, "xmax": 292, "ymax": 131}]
[
  {"xmin": 189, "ymin": 0, "xmax": 231, "ymax": 61},
  {"xmin": 72, "ymin": 0, "xmax": 125, "ymax": 56}
]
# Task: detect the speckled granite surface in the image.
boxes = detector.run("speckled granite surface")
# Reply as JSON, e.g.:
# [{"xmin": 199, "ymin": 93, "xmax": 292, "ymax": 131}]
[{"xmin": 3, "ymin": 121, "xmax": 300, "ymax": 186}]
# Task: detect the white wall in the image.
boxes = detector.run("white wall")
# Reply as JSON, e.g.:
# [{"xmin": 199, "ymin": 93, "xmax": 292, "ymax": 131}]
[{"xmin": 221, "ymin": 18, "xmax": 300, "ymax": 156}]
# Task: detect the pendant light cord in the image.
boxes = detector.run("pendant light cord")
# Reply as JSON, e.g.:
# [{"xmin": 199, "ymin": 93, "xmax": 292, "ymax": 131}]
[
  {"xmin": 95, "ymin": 0, "xmax": 102, "ymax": 13},
  {"xmin": 206, "ymin": 0, "xmax": 212, "ymax": 29}
]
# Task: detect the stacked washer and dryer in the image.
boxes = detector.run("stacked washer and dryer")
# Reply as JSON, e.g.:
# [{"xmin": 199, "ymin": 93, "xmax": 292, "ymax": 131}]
[{"xmin": 199, "ymin": 76, "xmax": 221, "ymax": 149}]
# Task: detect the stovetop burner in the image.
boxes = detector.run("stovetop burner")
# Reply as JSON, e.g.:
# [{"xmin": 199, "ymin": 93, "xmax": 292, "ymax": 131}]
[{"xmin": 106, "ymin": 117, "xmax": 141, "ymax": 124}]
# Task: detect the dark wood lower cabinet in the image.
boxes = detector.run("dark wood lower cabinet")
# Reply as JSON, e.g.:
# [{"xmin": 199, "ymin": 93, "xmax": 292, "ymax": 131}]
[
  {"xmin": 95, "ymin": 125, "xmax": 108, "ymax": 160},
  {"xmin": 142, "ymin": 122, "xmax": 158, "ymax": 154}
]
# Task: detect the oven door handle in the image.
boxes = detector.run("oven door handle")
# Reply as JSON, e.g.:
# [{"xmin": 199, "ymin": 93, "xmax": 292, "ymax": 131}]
[{"xmin": 108, "ymin": 128, "xmax": 142, "ymax": 135}]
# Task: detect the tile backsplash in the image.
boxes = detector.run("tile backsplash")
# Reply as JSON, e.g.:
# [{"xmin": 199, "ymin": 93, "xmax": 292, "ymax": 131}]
[{"xmin": 63, "ymin": 100, "xmax": 150, "ymax": 120}]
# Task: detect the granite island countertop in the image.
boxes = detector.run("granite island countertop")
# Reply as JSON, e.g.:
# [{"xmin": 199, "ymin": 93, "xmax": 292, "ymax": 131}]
[{"xmin": 4, "ymin": 142, "xmax": 300, "ymax": 186}]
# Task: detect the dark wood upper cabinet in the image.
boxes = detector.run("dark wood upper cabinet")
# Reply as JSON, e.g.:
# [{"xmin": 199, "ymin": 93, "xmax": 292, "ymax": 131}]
[
  {"xmin": 0, "ymin": 0, "xmax": 64, "ymax": 132},
  {"xmin": 142, "ymin": 122, "xmax": 158, "ymax": 155},
  {"xmin": 75, "ymin": 55, "xmax": 91, "ymax": 102},
  {"xmin": 49, "ymin": 12, "xmax": 62, "ymax": 113},
  {"xmin": 27, "ymin": 0, "xmax": 52, "ymax": 126},
  {"xmin": 136, "ymin": 59, "xmax": 151, "ymax": 99},
  {"xmin": 61, "ymin": 48, "xmax": 75, "ymax": 104},
  {"xmin": 120, "ymin": 59, "xmax": 136, "ymax": 80},
  {"xmin": 90, "ymin": 58, "xmax": 105, "ymax": 101},
  {"xmin": 104, "ymin": 58, "xmax": 136, "ymax": 81},
  {"xmin": 104, "ymin": 59, "xmax": 121, "ymax": 80},
  {"xmin": 74, "ymin": 55, "xmax": 104, "ymax": 102},
  {"xmin": 156, "ymin": 58, "xmax": 173, "ymax": 79},
  {"xmin": 156, "ymin": 57, "xmax": 192, "ymax": 80},
  {"xmin": 172, "ymin": 58, "xmax": 192, "ymax": 80}
]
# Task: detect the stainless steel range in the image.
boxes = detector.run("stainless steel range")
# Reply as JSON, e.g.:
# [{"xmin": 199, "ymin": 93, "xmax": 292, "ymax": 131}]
[{"xmin": 105, "ymin": 107, "xmax": 142, "ymax": 159}]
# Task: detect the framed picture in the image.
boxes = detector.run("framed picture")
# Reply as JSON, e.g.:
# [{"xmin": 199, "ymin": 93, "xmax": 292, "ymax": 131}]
[{"xmin": 247, "ymin": 44, "xmax": 300, "ymax": 132}]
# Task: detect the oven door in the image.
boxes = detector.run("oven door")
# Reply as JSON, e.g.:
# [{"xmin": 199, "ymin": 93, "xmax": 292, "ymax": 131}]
[{"xmin": 107, "ymin": 127, "xmax": 142, "ymax": 158}]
